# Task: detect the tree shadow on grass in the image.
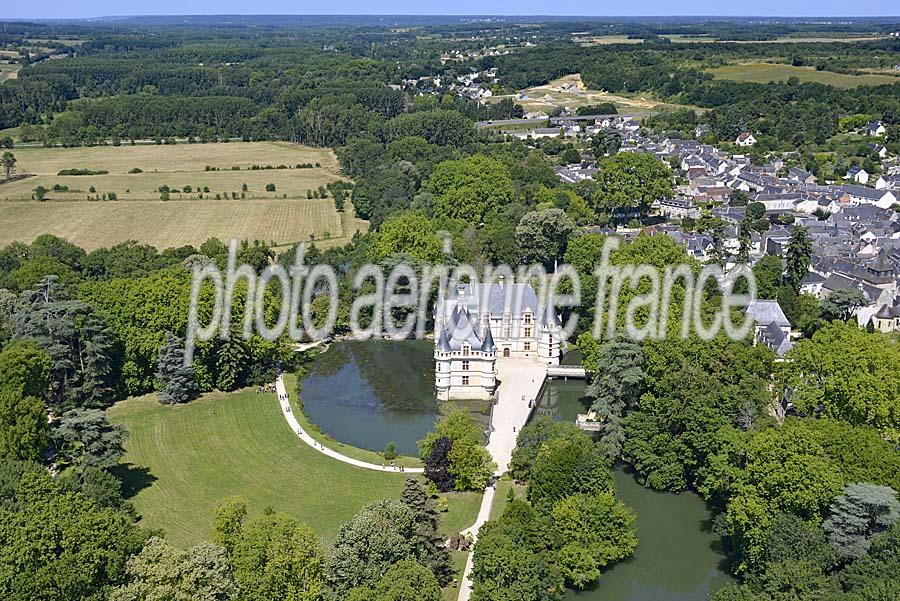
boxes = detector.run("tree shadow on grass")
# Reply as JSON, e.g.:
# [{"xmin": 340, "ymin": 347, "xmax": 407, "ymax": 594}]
[{"xmin": 110, "ymin": 463, "xmax": 157, "ymax": 499}]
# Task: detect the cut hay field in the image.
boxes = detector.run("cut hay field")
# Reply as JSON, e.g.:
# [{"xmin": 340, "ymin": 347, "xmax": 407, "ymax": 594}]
[
  {"xmin": 0, "ymin": 142, "xmax": 368, "ymax": 250},
  {"xmin": 708, "ymin": 63, "xmax": 899, "ymax": 88},
  {"xmin": 108, "ymin": 388, "xmax": 480, "ymax": 552}
]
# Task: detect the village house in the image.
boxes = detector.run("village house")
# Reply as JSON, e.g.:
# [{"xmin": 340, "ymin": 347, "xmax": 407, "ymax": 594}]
[
  {"xmin": 735, "ymin": 132, "xmax": 756, "ymax": 147},
  {"xmin": 745, "ymin": 300, "xmax": 793, "ymax": 358},
  {"xmin": 865, "ymin": 121, "xmax": 887, "ymax": 137},
  {"xmin": 846, "ymin": 166, "xmax": 869, "ymax": 185}
]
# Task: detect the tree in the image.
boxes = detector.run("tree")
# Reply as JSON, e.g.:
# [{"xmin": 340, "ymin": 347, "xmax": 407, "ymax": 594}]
[
  {"xmin": 1, "ymin": 151, "xmax": 15, "ymax": 179},
  {"xmin": 782, "ymin": 322, "xmax": 900, "ymax": 440},
  {"xmin": 229, "ymin": 510, "xmax": 325, "ymax": 601},
  {"xmin": 15, "ymin": 276, "xmax": 116, "ymax": 409},
  {"xmin": 509, "ymin": 418, "xmax": 584, "ymax": 481},
  {"xmin": 424, "ymin": 436, "xmax": 454, "ymax": 492},
  {"xmin": 550, "ymin": 491, "xmax": 637, "ymax": 588},
  {"xmin": 265, "ymin": 183, "xmax": 276, "ymax": 192},
  {"xmin": 515, "ymin": 209, "xmax": 575, "ymax": 268},
  {"xmin": 326, "ymin": 499, "xmax": 417, "ymax": 595},
  {"xmin": 447, "ymin": 438, "xmax": 495, "ymax": 492},
  {"xmin": 54, "ymin": 408, "xmax": 127, "ymax": 469},
  {"xmin": 372, "ymin": 211, "xmax": 443, "ymax": 263},
  {"xmin": 823, "ymin": 483, "xmax": 900, "ymax": 560},
  {"xmin": 372, "ymin": 559, "xmax": 442, "ymax": 601},
  {"xmin": 155, "ymin": 332, "xmax": 199, "ymax": 404},
  {"xmin": 751, "ymin": 255, "xmax": 783, "ymax": 299},
  {"xmin": 0, "ymin": 339, "xmax": 50, "ymax": 398},
  {"xmin": 418, "ymin": 408, "xmax": 494, "ymax": 492},
  {"xmin": 212, "ymin": 496, "xmax": 248, "ymax": 555},
  {"xmin": 424, "ymin": 154, "xmax": 514, "ymax": 223},
  {"xmin": 470, "ymin": 499, "xmax": 564, "ymax": 601},
  {"xmin": 110, "ymin": 536, "xmax": 237, "ymax": 601},
  {"xmin": 33, "ymin": 185, "xmax": 47, "ymax": 201},
  {"xmin": 399, "ymin": 477, "xmax": 453, "ymax": 585},
  {"xmin": 0, "ymin": 470, "xmax": 147, "ymax": 601},
  {"xmin": 0, "ymin": 392, "xmax": 48, "ymax": 462},
  {"xmin": 819, "ymin": 288, "xmax": 866, "ymax": 323},
  {"xmin": 785, "ymin": 226, "xmax": 812, "ymax": 293},
  {"xmin": 587, "ymin": 340, "xmax": 645, "ymax": 458},
  {"xmin": 527, "ymin": 435, "xmax": 612, "ymax": 510},
  {"xmin": 588, "ymin": 152, "xmax": 672, "ymax": 216}
]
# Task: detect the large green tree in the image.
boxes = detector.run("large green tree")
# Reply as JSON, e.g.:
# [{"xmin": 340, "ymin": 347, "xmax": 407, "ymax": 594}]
[
  {"xmin": 782, "ymin": 322, "xmax": 900, "ymax": 440},
  {"xmin": 0, "ymin": 392, "xmax": 48, "ymax": 462},
  {"xmin": 0, "ymin": 470, "xmax": 147, "ymax": 601},
  {"xmin": 423, "ymin": 154, "xmax": 514, "ymax": 223},
  {"xmin": 823, "ymin": 483, "xmax": 900, "ymax": 560},
  {"xmin": 399, "ymin": 477, "xmax": 453, "ymax": 585},
  {"xmin": 110, "ymin": 536, "xmax": 237, "ymax": 601}
]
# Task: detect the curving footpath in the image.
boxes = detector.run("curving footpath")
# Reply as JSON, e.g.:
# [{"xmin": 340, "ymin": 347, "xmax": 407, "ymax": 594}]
[{"xmin": 274, "ymin": 374, "xmax": 424, "ymax": 474}]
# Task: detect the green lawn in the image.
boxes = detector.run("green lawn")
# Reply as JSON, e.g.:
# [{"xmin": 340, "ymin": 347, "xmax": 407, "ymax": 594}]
[
  {"xmin": 108, "ymin": 385, "xmax": 481, "ymax": 548},
  {"xmin": 109, "ymin": 389, "xmax": 410, "ymax": 546},
  {"xmin": 490, "ymin": 479, "xmax": 527, "ymax": 520},
  {"xmin": 708, "ymin": 63, "xmax": 898, "ymax": 88}
]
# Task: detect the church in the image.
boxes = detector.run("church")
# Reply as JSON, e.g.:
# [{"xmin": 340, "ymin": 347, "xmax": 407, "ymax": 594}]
[{"xmin": 434, "ymin": 280, "xmax": 563, "ymax": 400}]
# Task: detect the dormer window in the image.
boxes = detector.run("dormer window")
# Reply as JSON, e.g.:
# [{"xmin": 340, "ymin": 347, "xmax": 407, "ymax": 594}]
[
  {"xmin": 462, "ymin": 343, "xmax": 470, "ymax": 354},
  {"xmin": 524, "ymin": 312, "xmax": 532, "ymax": 325}
]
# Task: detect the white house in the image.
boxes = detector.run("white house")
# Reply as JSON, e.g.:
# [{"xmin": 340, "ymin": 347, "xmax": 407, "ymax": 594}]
[
  {"xmin": 866, "ymin": 121, "xmax": 887, "ymax": 137},
  {"xmin": 846, "ymin": 166, "xmax": 869, "ymax": 184},
  {"xmin": 868, "ymin": 143, "xmax": 888, "ymax": 159},
  {"xmin": 735, "ymin": 132, "xmax": 756, "ymax": 147},
  {"xmin": 434, "ymin": 282, "xmax": 562, "ymax": 400}
]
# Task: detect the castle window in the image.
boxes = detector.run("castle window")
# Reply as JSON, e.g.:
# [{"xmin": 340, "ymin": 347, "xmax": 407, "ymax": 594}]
[
  {"xmin": 524, "ymin": 327, "xmax": 531, "ymax": 338},
  {"xmin": 462, "ymin": 343, "xmax": 470, "ymax": 354},
  {"xmin": 524, "ymin": 342, "xmax": 531, "ymax": 351},
  {"xmin": 462, "ymin": 360, "xmax": 470, "ymax": 371},
  {"xmin": 462, "ymin": 376, "xmax": 470, "ymax": 386},
  {"xmin": 524, "ymin": 313, "xmax": 532, "ymax": 325}
]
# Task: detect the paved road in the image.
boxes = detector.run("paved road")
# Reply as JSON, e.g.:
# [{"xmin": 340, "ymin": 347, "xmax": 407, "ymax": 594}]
[
  {"xmin": 274, "ymin": 374, "xmax": 424, "ymax": 474},
  {"xmin": 457, "ymin": 358, "xmax": 547, "ymax": 601}
]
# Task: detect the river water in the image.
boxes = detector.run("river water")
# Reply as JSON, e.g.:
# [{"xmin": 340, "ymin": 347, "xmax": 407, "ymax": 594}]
[
  {"xmin": 535, "ymin": 380, "xmax": 734, "ymax": 601},
  {"xmin": 301, "ymin": 342, "xmax": 733, "ymax": 599}
]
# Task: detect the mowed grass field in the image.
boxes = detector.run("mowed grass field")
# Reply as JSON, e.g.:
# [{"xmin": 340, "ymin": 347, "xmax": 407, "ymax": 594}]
[
  {"xmin": 708, "ymin": 63, "xmax": 899, "ymax": 88},
  {"xmin": 0, "ymin": 142, "xmax": 368, "ymax": 250},
  {"xmin": 108, "ymin": 388, "xmax": 481, "ymax": 548}
]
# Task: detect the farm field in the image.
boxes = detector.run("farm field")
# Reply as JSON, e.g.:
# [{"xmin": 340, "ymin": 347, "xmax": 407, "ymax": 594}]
[
  {"xmin": 490, "ymin": 73, "xmax": 699, "ymax": 116},
  {"xmin": 0, "ymin": 141, "xmax": 368, "ymax": 250},
  {"xmin": 708, "ymin": 63, "xmax": 899, "ymax": 88},
  {"xmin": 108, "ymin": 388, "xmax": 479, "ymax": 548}
]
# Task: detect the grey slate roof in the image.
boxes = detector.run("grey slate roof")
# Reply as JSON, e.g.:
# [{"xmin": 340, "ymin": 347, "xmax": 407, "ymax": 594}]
[{"xmin": 746, "ymin": 300, "xmax": 791, "ymax": 328}]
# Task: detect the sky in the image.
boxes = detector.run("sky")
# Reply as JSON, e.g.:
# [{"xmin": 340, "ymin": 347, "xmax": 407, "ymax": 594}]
[{"xmin": 3, "ymin": 2, "xmax": 898, "ymax": 20}]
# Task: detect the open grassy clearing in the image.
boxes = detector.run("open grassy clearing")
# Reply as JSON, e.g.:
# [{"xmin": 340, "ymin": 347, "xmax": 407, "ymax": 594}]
[
  {"xmin": 108, "ymin": 389, "xmax": 409, "ymax": 547},
  {"xmin": 489, "ymin": 478, "xmax": 527, "ymax": 520},
  {"xmin": 109, "ymin": 387, "xmax": 480, "ymax": 548},
  {"xmin": 490, "ymin": 73, "xmax": 698, "ymax": 116},
  {"xmin": 0, "ymin": 141, "xmax": 367, "ymax": 250},
  {"xmin": 0, "ymin": 62, "xmax": 20, "ymax": 81},
  {"xmin": 708, "ymin": 62, "xmax": 899, "ymax": 88},
  {"xmin": 0, "ymin": 198, "xmax": 366, "ymax": 251}
]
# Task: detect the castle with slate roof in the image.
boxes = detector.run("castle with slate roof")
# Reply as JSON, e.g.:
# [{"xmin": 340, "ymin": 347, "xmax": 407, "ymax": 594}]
[{"xmin": 434, "ymin": 279, "xmax": 562, "ymax": 400}]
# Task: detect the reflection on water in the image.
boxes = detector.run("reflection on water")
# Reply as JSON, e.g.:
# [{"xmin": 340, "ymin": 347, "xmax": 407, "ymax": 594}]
[
  {"xmin": 534, "ymin": 380, "xmax": 734, "ymax": 601},
  {"xmin": 300, "ymin": 340, "xmax": 490, "ymax": 456}
]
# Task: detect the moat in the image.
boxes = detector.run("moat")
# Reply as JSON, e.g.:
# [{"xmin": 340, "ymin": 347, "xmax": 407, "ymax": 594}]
[{"xmin": 535, "ymin": 380, "xmax": 734, "ymax": 601}]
